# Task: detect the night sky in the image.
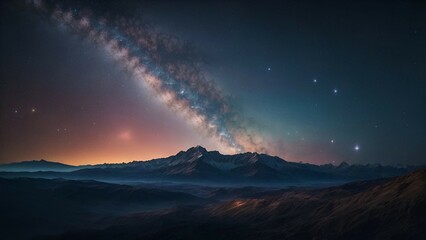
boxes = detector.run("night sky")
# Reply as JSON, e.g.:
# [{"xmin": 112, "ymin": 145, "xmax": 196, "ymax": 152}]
[{"xmin": 1, "ymin": 0, "xmax": 425, "ymax": 165}]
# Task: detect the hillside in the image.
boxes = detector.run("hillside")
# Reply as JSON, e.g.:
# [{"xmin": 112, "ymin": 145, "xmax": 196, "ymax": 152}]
[{"xmin": 52, "ymin": 169, "xmax": 426, "ymax": 240}]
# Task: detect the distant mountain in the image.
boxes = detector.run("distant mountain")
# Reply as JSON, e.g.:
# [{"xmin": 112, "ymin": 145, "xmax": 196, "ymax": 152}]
[
  {"xmin": 0, "ymin": 146, "xmax": 420, "ymax": 184},
  {"xmin": 0, "ymin": 159, "xmax": 78, "ymax": 172},
  {"xmin": 66, "ymin": 146, "xmax": 416, "ymax": 183}
]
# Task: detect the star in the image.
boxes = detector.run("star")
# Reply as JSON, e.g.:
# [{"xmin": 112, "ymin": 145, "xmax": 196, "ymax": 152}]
[
  {"xmin": 354, "ymin": 145, "xmax": 360, "ymax": 151},
  {"xmin": 31, "ymin": 108, "xmax": 36, "ymax": 113},
  {"xmin": 333, "ymin": 88, "xmax": 338, "ymax": 94},
  {"xmin": 313, "ymin": 78, "xmax": 317, "ymax": 83},
  {"xmin": 14, "ymin": 110, "xmax": 18, "ymax": 113},
  {"xmin": 267, "ymin": 67, "xmax": 271, "ymax": 71},
  {"xmin": 330, "ymin": 139, "xmax": 334, "ymax": 143}
]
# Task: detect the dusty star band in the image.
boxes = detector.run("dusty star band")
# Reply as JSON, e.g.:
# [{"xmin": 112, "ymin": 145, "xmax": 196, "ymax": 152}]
[{"xmin": 29, "ymin": 0, "xmax": 276, "ymax": 155}]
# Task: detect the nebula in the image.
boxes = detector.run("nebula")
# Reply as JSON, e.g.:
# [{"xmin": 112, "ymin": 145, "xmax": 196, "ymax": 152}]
[{"xmin": 28, "ymin": 0, "xmax": 274, "ymax": 154}]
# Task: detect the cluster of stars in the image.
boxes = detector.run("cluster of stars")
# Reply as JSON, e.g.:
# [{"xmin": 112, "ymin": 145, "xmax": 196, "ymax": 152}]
[
  {"xmin": 13, "ymin": 107, "xmax": 71, "ymax": 135},
  {"xmin": 330, "ymin": 139, "xmax": 360, "ymax": 152},
  {"xmin": 309, "ymin": 78, "xmax": 360, "ymax": 154},
  {"xmin": 287, "ymin": 126, "xmax": 360, "ymax": 154},
  {"xmin": 56, "ymin": 128, "xmax": 68, "ymax": 133},
  {"xmin": 13, "ymin": 108, "xmax": 37, "ymax": 114},
  {"xmin": 311, "ymin": 78, "xmax": 339, "ymax": 95}
]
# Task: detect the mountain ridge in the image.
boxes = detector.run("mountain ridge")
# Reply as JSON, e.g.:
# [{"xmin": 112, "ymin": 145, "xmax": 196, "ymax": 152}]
[
  {"xmin": 0, "ymin": 159, "xmax": 78, "ymax": 172},
  {"xmin": 1, "ymin": 146, "xmax": 421, "ymax": 185}
]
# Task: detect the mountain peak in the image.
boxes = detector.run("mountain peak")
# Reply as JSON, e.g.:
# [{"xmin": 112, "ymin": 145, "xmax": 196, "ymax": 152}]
[
  {"xmin": 186, "ymin": 146, "xmax": 208, "ymax": 154},
  {"xmin": 338, "ymin": 161, "xmax": 350, "ymax": 168},
  {"xmin": 171, "ymin": 146, "xmax": 209, "ymax": 163}
]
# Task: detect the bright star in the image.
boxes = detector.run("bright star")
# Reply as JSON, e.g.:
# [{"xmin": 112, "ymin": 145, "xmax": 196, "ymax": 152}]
[
  {"xmin": 31, "ymin": 108, "xmax": 36, "ymax": 113},
  {"xmin": 354, "ymin": 145, "xmax": 360, "ymax": 151},
  {"xmin": 267, "ymin": 67, "xmax": 271, "ymax": 71},
  {"xmin": 313, "ymin": 79, "xmax": 317, "ymax": 83},
  {"xmin": 333, "ymin": 88, "xmax": 338, "ymax": 94},
  {"xmin": 331, "ymin": 139, "xmax": 334, "ymax": 143}
]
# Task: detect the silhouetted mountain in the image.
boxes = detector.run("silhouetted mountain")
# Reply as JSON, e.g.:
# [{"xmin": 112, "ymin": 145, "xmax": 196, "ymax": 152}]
[
  {"xmin": 0, "ymin": 159, "xmax": 78, "ymax": 172},
  {"xmin": 52, "ymin": 169, "xmax": 426, "ymax": 240},
  {"xmin": 0, "ymin": 146, "xmax": 420, "ymax": 185}
]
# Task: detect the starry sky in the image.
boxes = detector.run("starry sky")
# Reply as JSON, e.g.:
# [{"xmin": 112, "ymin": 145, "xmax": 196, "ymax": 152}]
[{"xmin": 1, "ymin": 0, "xmax": 425, "ymax": 166}]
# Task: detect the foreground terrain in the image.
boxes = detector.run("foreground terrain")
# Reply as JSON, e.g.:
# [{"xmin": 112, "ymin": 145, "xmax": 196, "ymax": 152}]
[{"xmin": 1, "ymin": 169, "xmax": 425, "ymax": 239}]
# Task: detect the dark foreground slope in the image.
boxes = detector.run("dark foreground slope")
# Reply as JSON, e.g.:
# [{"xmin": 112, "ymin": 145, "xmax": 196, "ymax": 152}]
[
  {"xmin": 202, "ymin": 169, "xmax": 426, "ymax": 240},
  {"xmin": 0, "ymin": 178, "xmax": 203, "ymax": 240},
  {"xmin": 53, "ymin": 169, "xmax": 426, "ymax": 240}
]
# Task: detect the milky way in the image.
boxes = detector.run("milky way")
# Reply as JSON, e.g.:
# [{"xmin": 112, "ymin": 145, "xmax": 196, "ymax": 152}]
[{"xmin": 29, "ymin": 0, "xmax": 274, "ymax": 154}]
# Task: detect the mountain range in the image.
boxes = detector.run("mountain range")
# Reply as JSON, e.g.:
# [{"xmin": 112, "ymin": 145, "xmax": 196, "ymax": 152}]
[
  {"xmin": 0, "ymin": 146, "xmax": 425, "ymax": 239},
  {"xmin": 0, "ymin": 146, "xmax": 420, "ymax": 185}
]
